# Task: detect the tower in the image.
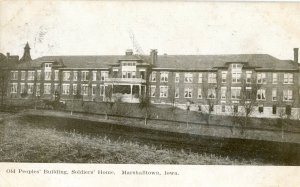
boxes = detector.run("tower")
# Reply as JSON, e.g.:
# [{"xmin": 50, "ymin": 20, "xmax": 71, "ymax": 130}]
[{"xmin": 20, "ymin": 42, "xmax": 32, "ymax": 63}]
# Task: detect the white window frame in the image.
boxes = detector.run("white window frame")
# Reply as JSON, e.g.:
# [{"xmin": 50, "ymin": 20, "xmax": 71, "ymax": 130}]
[
  {"xmin": 54, "ymin": 70, "xmax": 59, "ymax": 81},
  {"xmin": 283, "ymin": 73, "xmax": 293, "ymax": 84},
  {"xmin": 175, "ymin": 87, "xmax": 179, "ymax": 98},
  {"xmin": 184, "ymin": 73, "xmax": 193, "ymax": 83},
  {"xmin": 232, "ymin": 72, "xmax": 241, "ymax": 83},
  {"xmin": 92, "ymin": 84, "xmax": 97, "ymax": 95},
  {"xmin": 54, "ymin": 83, "xmax": 59, "ymax": 93},
  {"xmin": 257, "ymin": 73, "xmax": 266, "ymax": 84},
  {"xmin": 184, "ymin": 88, "xmax": 192, "ymax": 98},
  {"xmin": 150, "ymin": 86, "xmax": 156, "ymax": 97},
  {"xmin": 257, "ymin": 88, "xmax": 266, "ymax": 100},
  {"xmin": 81, "ymin": 84, "xmax": 89, "ymax": 95},
  {"xmin": 81, "ymin": 71, "xmax": 89, "ymax": 81},
  {"xmin": 10, "ymin": 83, "xmax": 18, "ymax": 93},
  {"xmin": 272, "ymin": 73, "xmax": 278, "ymax": 84},
  {"xmin": 151, "ymin": 71, "xmax": 156, "ymax": 82},
  {"xmin": 272, "ymin": 88, "xmax": 277, "ymax": 101},
  {"xmin": 73, "ymin": 84, "xmax": 78, "ymax": 95},
  {"xmin": 198, "ymin": 73, "xmax": 203, "ymax": 83},
  {"xmin": 92, "ymin": 71, "xmax": 97, "ymax": 81},
  {"xmin": 101, "ymin": 71, "xmax": 108, "ymax": 81},
  {"xmin": 37, "ymin": 70, "xmax": 41, "ymax": 81},
  {"xmin": 207, "ymin": 88, "xmax": 216, "ymax": 99},
  {"xmin": 20, "ymin": 83, "xmax": 25, "ymax": 94},
  {"xmin": 283, "ymin": 89, "xmax": 293, "ymax": 101},
  {"xmin": 160, "ymin": 72, "xmax": 168, "ymax": 82},
  {"xmin": 27, "ymin": 83, "xmax": 34, "ymax": 94},
  {"xmin": 231, "ymin": 87, "xmax": 241, "ymax": 100},
  {"xmin": 28, "ymin": 71, "xmax": 35, "ymax": 80},
  {"xmin": 197, "ymin": 88, "xmax": 202, "ymax": 99},
  {"xmin": 100, "ymin": 85, "xmax": 105, "ymax": 96},
  {"xmin": 221, "ymin": 87, "xmax": 227, "ymax": 99},
  {"xmin": 208, "ymin": 73, "xmax": 217, "ymax": 83},
  {"xmin": 21, "ymin": 71, "xmax": 26, "ymax": 80},
  {"xmin": 159, "ymin": 86, "xmax": 168, "ymax": 98},
  {"xmin": 11, "ymin": 71, "xmax": 18, "ymax": 80},
  {"xmin": 62, "ymin": 84, "xmax": 70, "ymax": 95},
  {"xmin": 44, "ymin": 71, "xmax": 52, "ymax": 81},
  {"xmin": 36, "ymin": 83, "xmax": 40, "ymax": 96},
  {"xmin": 246, "ymin": 71, "xmax": 252, "ymax": 84},
  {"xmin": 63, "ymin": 71, "xmax": 70, "ymax": 81},
  {"xmin": 44, "ymin": 83, "xmax": 51, "ymax": 94},
  {"xmin": 221, "ymin": 71, "xmax": 227, "ymax": 83},
  {"xmin": 175, "ymin": 73, "xmax": 179, "ymax": 83},
  {"xmin": 73, "ymin": 71, "xmax": 78, "ymax": 81}
]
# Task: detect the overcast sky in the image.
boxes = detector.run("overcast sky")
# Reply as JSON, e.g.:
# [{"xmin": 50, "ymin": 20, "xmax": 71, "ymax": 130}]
[{"xmin": 0, "ymin": 1, "xmax": 300, "ymax": 60}]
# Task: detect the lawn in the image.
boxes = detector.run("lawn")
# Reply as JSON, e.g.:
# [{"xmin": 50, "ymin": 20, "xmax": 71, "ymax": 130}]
[{"xmin": 0, "ymin": 116, "xmax": 262, "ymax": 164}]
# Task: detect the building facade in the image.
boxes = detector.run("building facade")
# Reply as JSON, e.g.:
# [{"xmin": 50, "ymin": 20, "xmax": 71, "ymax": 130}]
[{"xmin": 5, "ymin": 43, "xmax": 300, "ymax": 119}]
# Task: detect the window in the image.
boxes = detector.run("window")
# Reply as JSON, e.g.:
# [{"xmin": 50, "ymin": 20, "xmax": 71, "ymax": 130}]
[
  {"xmin": 246, "ymin": 71, "xmax": 252, "ymax": 83},
  {"xmin": 36, "ymin": 83, "xmax": 40, "ymax": 96},
  {"xmin": 208, "ymin": 73, "xmax": 217, "ymax": 83},
  {"xmin": 73, "ymin": 84, "xmax": 78, "ymax": 95},
  {"xmin": 257, "ymin": 89, "xmax": 266, "ymax": 100},
  {"xmin": 232, "ymin": 64, "xmax": 242, "ymax": 70},
  {"xmin": 197, "ymin": 88, "xmax": 202, "ymax": 99},
  {"xmin": 21, "ymin": 71, "xmax": 26, "ymax": 80},
  {"xmin": 37, "ymin": 70, "xmax": 41, "ymax": 81},
  {"xmin": 286, "ymin": 105, "xmax": 291, "ymax": 115},
  {"xmin": 27, "ymin": 83, "xmax": 34, "ymax": 94},
  {"xmin": 10, "ymin": 83, "xmax": 18, "ymax": 93},
  {"xmin": 81, "ymin": 84, "xmax": 89, "ymax": 95},
  {"xmin": 54, "ymin": 83, "xmax": 59, "ymax": 93},
  {"xmin": 28, "ymin": 71, "xmax": 35, "ymax": 80},
  {"xmin": 272, "ymin": 73, "xmax": 278, "ymax": 84},
  {"xmin": 221, "ymin": 71, "xmax": 227, "ymax": 83},
  {"xmin": 91, "ymin": 84, "xmax": 96, "ymax": 95},
  {"xmin": 44, "ymin": 71, "xmax": 52, "ymax": 80},
  {"xmin": 221, "ymin": 87, "xmax": 226, "ymax": 99},
  {"xmin": 272, "ymin": 105, "xmax": 277, "ymax": 115},
  {"xmin": 175, "ymin": 87, "xmax": 179, "ymax": 98},
  {"xmin": 184, "ymin": 88, "xmax": 192, "ymax": 98},
  {"xmin": 45, "ymin": 63, "xmax": 52, "ymax": 68},
  {"xmin": 73, "ymin": 71, "xmax": 78, "ymax": 81},
  {"xmin": 82, "ymin": 71, "xmax": 89, "ymax": 81},
  {"xmin": 44, "ymin": 83, "xmax": 51, "ymax": 94},
  {"xmin": 283, "ymin": 89, "xmax": 293, "ymax": 101},
  {"xmin": 231, "ymin": 87, "xmax": 241, "ymax": 99},
  {"xmin": 122, "ymin": 71, "xmax": 136, "ymax": 78},
  {"xmin": 184, "ymin": 73, "xmax": 193, "ymax": 83},
  {"xmin": 160, "ymin": 72, "xmax": 168, "ymax": 82},
  {"xmin": 92, "ymin": 71, "xmax": 97, "ymax": 81},
  {"xmin": 175, "ymin": 73, "xmax": 179, "ymax": 83},
  {"xmin": 272, "ymin": 89, "xmax": 277, "ymax": 101},
  {"xmin": 257, "ymin": 73, "xmax": 266, "ymax": 84},
  {"xmin": 150, "ymin": 86, "xmax": 156, "ymax": 97},
  {"xmin": 151, "ymin": 71, "xmax": 156, "ymax": 82},
  {"xmin": 232, "ymin": 72, "xmax": 241, "ymax": 83},
  {"xmin": 101, "ymin": 71, "xmax": 108, "ymax": 81},
  {"xmin": 63, "ymin": 71, "xmax": 70, "ymax": 81},
  {"xmin": 11, "ymin": 71, "xmax": 18, "ymax": 80},
  {"xmin": 100, "ymin": 85, "xmax": 105, "ymax": 96},
  {"xmin": 62, "ymin": 84, "xmax": 70, "ymax": 95},
  {"xmin": 54, "ymin": 70, "xmax": 59, "ymax": 81},
  {"xmin": 207, "ymin": 88, "xmax": 216, "ymax": 99},
  {"xmin": 245, "ymin": 87, "xmax": 252, "ymax": 100},
  {"xmin": 20, "ymin": 83, "xmax": 25, "ymax": 94},
  {"xmin": 198, "ymin": 73, "xmax": 203, "ymax": 83},
  {"xmin": 160, "ymin": 86, "xmax": 168, "ymax": 98},
  {"xmin": 283, "ymin": 73, "xmax": 293, "ymax": 84},
  {"xmin": 258, "ymin": 105, "xmax": 264, "ymax": 113}
]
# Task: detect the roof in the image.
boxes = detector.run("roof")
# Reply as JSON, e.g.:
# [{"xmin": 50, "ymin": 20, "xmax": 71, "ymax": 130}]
[{"xmin": 11, "ymin": 53, "xmax": 299, "ymax": 70}]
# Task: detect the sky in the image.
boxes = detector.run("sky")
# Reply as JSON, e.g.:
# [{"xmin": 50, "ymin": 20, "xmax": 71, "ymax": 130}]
[{"xmin": 0, "ymin": 1, "xmax": 300, "ymax": 60}]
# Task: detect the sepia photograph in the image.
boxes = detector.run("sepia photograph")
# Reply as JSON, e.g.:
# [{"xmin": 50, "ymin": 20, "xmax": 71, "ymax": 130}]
[{"xmin": 0, "ymin": 1, "xmax": 300, "ymax": 185}]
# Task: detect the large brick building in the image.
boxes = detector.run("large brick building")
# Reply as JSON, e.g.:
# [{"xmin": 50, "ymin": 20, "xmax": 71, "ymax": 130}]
[{"xmin": 4, "ymin": 43, "xmax": 300, "ymax": 119}]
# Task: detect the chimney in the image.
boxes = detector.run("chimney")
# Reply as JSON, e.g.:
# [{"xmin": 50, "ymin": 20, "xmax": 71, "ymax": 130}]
[
  {"xmin": 125, "ymin": 49, "xmax": 133, "ymax": 56},
  {"xmin": 294, "ymin": 48, "xmax": 298, "ymax": 63},
  {"xmin": 6, "ymin": 52, "xmax": 10, "ymax": 57},
  {"xmin": 150, "ymin": 49, "xmax": 157, "ymax": 65}
]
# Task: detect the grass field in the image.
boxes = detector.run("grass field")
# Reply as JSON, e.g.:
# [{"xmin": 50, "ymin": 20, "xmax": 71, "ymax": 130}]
[{"xmin": 0, "ymin": 115, "xmax": 262, "ymax": 164}]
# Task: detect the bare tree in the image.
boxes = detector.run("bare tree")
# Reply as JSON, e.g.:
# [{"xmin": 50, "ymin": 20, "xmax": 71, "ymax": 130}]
[
  {"xmin": 201, "ymin": 82, "xmax": 218, "ymax": 126},
  {"xmin": 229, "ymin": 78, "xmax": 261, "ymax": 134}
]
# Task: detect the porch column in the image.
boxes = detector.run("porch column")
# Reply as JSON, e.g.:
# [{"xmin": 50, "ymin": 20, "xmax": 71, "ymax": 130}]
[
  {"xmin": 139, "ymin": 85, "xmax": 141, "ymax": 96},
  {"xmin": 103, "ymin": 85, "xmax": 106, "ymax": 102}
]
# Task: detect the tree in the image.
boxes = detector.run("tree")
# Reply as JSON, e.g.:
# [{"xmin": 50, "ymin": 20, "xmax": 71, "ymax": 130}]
[
  {"xmin": 201, "ymin": 82, "xmax": 218, "ymax": 126},
  {"xmin": 229, "ymin": 78, "xmax": 261, "ymax": 134}
]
